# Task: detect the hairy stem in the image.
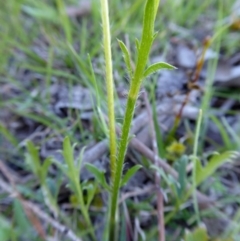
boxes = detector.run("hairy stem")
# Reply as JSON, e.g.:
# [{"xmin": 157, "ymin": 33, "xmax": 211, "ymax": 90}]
[
  {"xmin": 109, "ymin": 1, "xmax": 158, "ymax": 240},
  {"xmin": 100, "ymin": 0, "xmax": 117, "ymax": 179}
]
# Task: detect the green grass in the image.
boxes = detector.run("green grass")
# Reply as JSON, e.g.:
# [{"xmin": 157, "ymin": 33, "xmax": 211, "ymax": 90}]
[{"xmin": 0, "ymin": 0, "xmax": 240, "ymax": 240}]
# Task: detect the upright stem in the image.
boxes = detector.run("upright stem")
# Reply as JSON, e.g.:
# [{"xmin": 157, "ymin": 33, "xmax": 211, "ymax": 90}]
[
  {"xmin": 109, "ymin": 1, "xmax": 157, "ymax": 239},
  {"xmin": 192, "ymin": 109, "xmax": 203, "ymax": 225},
  {"xmin": 100, "ymin": 0, "xmax": 117, "ymax": 179}
]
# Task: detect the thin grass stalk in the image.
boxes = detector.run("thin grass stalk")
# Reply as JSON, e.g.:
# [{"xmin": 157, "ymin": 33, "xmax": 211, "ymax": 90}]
[
  {"xmin": 192, "ymin": 109, "xmax": 203, "ymax": 225},
  {"xmin": 100, "ymin": 0, "xmax": 117, "ymax": 179}
]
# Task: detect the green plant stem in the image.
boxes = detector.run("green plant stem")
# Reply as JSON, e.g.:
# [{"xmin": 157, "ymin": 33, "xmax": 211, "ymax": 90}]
[
  {"xmin": 100, "ymin": 0, "xmax": 117, "ymax": 179},
  {"xmin": 69, "ymin": 161, "xmax": 96, "ymax": 240},
  {"xmin": 109, "ymin": 1, "xmax": 158, "ymax": 240},
  {"xmin": 192, "ymin": 109, "xmax": 203, "ymax": 225}
]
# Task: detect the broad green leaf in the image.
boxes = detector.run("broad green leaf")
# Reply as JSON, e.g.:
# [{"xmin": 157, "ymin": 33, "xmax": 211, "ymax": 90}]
[
  {"xmin": 143, "ymin": 62, "xmax": 176, "ymax": 78},
  {"xmin": 85, "ymin": 163, "xmax": 111, "ymax": 192},
  {"xmin": 184, "ymin": 227, "xmax": 208, "ymax": 241},
  {"xmin": 118, "ymin": 39, "xmax": 133, "ymax": 78},
  {"xmin": 120, "ymin": 165, "xmax": 142, "ymax": 187},
  {"xmin": 195, "ymin": 151, "xmax": 238, "ymax": 186}
]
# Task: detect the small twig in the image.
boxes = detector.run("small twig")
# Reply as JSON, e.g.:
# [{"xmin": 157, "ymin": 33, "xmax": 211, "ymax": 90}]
[
  {"xmin": 0, "ymin": 161, "xmax": 82, "ymax": 241},
  {"xmin": 119, "ymin": 185, "xmax": 156, "ymax": 204},
  {"xmin": 167, "ymin": 37, "xmax": 211, "ymax": 142},
  {"xmin": 123, "ymin": 201, "xmax": 134, "ymax": 241},
  {"xmin": 143, "ymin": 90, "xmax": 165, "ymax": 241},
  {"xmin": 177, "ymin": 36, "xmax": 211, "ymax": 121}
]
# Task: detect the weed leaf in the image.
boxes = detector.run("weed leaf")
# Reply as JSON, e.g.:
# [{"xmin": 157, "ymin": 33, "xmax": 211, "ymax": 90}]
[
  {"xmin": 85, "ymin": 163, "xmax": 111, "ymax": 192},
  {"xmin": 195, "ymin": 151, "xmax": 238, "ymax": 186},
  {"xmin": 150, "ymin": 165, "xmax": 176, "ymax": 187},
  {"xmin": 143, "ymin": 62, "xmax": 176, "ymax": 78},
  {"xmin": 62, "ymin": 136, "xmax": 74, "ymax": 171},
  {"xmin": 77, "ymin": 146, "xmax": 86, "ymax": 176},
  {"xmin": 26, "ymin": 141, "xmax": 41, "ymax": 177},
  {"xmin": 82, "ymin": 181, "xmax": 97, "ymax": 209},
  {"xmin": 118, "ymin": 39, "xmax": 132, "ymax": 78},
  {"xmin": 0, "ymin": 121, "xmax": 18, "ymax": 147},
  {"xmin": 175, "ymin": 155, "xmax": 188, "ymax": 198},
  {"xmin": 120, "ymin": 165, "xmax": 142, "ymax": 187},
  {"xmin": 41, "ymin": 157, "xmax": 52, "ymax": 183}
]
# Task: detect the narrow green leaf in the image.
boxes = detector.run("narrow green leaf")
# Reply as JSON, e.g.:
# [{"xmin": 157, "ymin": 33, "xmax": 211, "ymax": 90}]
[
  {"xmin": 210, "ymin": 115, "xmax": 231, "ymax": 149},
  {"xmin": 41, "ymin": 158, "xmax": 52, "ymax": 183},
  {"xmin": 0, "ymin": 122, "xmax": 18, "ymax": 147},
  {"xmin": 154, "ymin": 0, "xmax": 160, "ymax": 20},
  {"xmin": 82, "ymin": 181, "xmax": 97, "ymax": 209},
  {"xmin": 77, "ymin": 146, "xmax": 86, "ymax": 175},
  {"xmin": 195, "ymin": 151, "xmax": 238, "ymax": 185},
  {"xmin": 22, "ymin": 5, "xmax": 58, "ymax": 22},
  {"xmin": 41, "ymin": 184, "xmax": 58, "ymax": 217},
  {"xmin": 176, "ymin": 155, "xmax": 188, "ymax": 198},
  {"xmin": 143, "ymin": 62, "xmax": 176, "ymax": 78},
  {"xmin": 56, "ymin": 0, "xmax": 72, "ymax": 43},
  {"xmin": 142, "ymin": 0, "xmax": 155, "ymax": 43},
  {"xmin": 120, "ymin": 165, "xmax": 142, "ymax": 187},
  {"xmin": 135, "ymin": 38, "xmax": 140, "ymax": 52},
  {"xmin": 150, "ymin": 165, "xmax": 176, "ymax": 187},
  {"xmin": 153, "ymin": 31, "xmax": 158, "ymax": 40},
  {"xmin": 49, "ymin": 157, "xmax": 68, "ymax": 176},
  {"xmin": 85, "ymin": 163, "xmax": 111, "ymax": 192},
  {"xmin": 26, "ymin": 141, "xmax": 41, "ymax": 176},
  {"xmin": 118, "ymin": 39, "xmax": 133, "ymax": 78},
  {"xmin": 63, "ymin": 136, "xmax": 74, "ymax": 169}
]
